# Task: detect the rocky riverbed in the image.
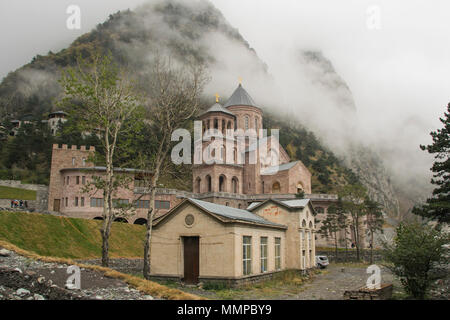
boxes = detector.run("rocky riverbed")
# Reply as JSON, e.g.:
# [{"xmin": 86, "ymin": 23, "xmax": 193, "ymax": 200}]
[{"xmin": 0, "ymin": 247, "xmax": 155, "ymax": 300}]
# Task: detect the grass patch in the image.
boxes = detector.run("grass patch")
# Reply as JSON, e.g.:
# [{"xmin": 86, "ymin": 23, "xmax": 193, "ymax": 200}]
[
  {"xmin": 0, "ymin": 186, "xmax": 36, "ymax": 200},
  {"xmin": 0, "ymin": 210, "xmax": 146, "ymax": 259},
  {"xmin": 183, "ymin": 269, "xmax": 322, "ymax": 300}
]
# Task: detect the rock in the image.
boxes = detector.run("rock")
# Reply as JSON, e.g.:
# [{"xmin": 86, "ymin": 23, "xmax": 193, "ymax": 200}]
[
  {"xmin": 95, "ymin": 296, "xmax": 104, "ymax": 300},
  {"xmin": 143, "ymin": 295, "xmax": 154, "ymax": 300},
  {"xmin": 50, "ymin": 270, "xmax": 55, "ymax": 274},
  {"xmin": 15, "ymin": 288, "xmax": 31, "ymax": 296},
  {"xmin": 33, "ymin": 294, "xmax": 45, "ymax": 300},
  {"xmin": 341, "ymin": 268, "xmax": 345, "ymax": 272},
  {"xmin": 13, "ymin": 268, "xmax": 22, "ymax": 273},
  {"xmin": 0, "ymin": 249, "xmax": 11, "ymax": 257},
  {"xmin": 37, "ymin": 276, "xmax": 46, "ymax": 284},
  {"xmin": 25, "ymin": 271, "xmax": 37, "ymax": 276}
]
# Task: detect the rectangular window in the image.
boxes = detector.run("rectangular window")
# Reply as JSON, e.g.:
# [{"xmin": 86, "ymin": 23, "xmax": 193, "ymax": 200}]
[
  {"xmin": 113, "ymin": 199, "xmax": 129, "ymax": 207},
  {"xmin": 243, "ymin": 236, "xmax": 252, "ymax": 275},
  {"xmin": 275, "ymin": 238, "xmax": 281, "ymax": 270},
  {"xmin": 134, "ymin": 178, "xmax": 146, "ymax": 188},
  {"xmin": 260, "ymin": 237, "xmax": 268, "ymax": 273},
  {"xmin": 82, "ymin": 176, "xmax": 86, "ymax": 185},
  {"xmin": 72, "ymin": 157, "xmax": 75, "ymax": 166},
  {"xmin": 74, "ymin": 197, "xmax": 79, "ymax": 207},
  {"xmin": 76, "ymin": 176, "xmax": 80, "ymax": 185},
  {"xmin": 65, "ymin": 197, "xmax": 68, "ymax": 207},
  {"xmin": 90, "ymin": 198, "xmax": 104, "ymax": 207},
  {"xmin": 81, "ymin": 197, "xmax": 85, "ymax": 207},
  {"xmin": 155, "ymin": 200, "xmax": 170, "ymax": 209},
  {"xmin": 67, "ymin": 176, "xmax": 70, "ymax": 185},
  {"xmin": 135, "ymin": 200, "xmax": 150, "ymax": 208}
]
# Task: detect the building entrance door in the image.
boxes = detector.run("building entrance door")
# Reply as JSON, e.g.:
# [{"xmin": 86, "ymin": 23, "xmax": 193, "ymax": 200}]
[
  {"xmin": 53, "ymin": 199, "xmax": 60, "ymax": 212},
  {"xmin": 183, "ymin": 237, "xmax": 199, "ymax": 284}
]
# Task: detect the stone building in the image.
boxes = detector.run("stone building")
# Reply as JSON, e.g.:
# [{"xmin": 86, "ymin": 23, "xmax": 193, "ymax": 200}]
[
  {"xmin": 47, "ymin": 111, "xmax": 68, "ymax": 135},
  {"xmin": 9, "ymin": 111, "xmax": 67, "ymax": 136}
]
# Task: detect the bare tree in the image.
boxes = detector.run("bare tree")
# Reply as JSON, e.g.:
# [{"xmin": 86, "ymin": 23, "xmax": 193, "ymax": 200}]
[
  {"xmin": 58, "ymin": 53, "xmax": 143, "ymax": 267},
  {"xmin": 318, "ymin": 202, "xmax": 347, "ymax": 261},
  {"xmin": 339, "ymin": 184, "xmax": 368, "ymax": 261},
  {"xmin": 364, "ymin": 198, "xmax": 384, "ymax": 264},
  {"xmin": 138, "ymin": 56, "xmax": 208, "ymax": 279}
]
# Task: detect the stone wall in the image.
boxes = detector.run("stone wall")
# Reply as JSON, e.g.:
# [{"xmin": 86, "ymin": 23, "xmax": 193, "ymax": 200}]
[
  {"xmin": 0, "ymin": 180, "xmax": 48, "ymax": 212},
  {"xmin": 0, "ymin": 199, "xmax": 37, "ymax": 210},
  {"xmin": 316, "ymin": 249, "xmax": 383, "ymax": 263},
  {"xmin": 343, "ymin": 284, "xmax": 393, "ymax": 300}
]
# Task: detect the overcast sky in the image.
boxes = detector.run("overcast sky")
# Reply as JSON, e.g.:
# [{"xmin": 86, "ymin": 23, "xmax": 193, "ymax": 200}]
[{"xmin": 1, "ymin": 0, "xmax": 449, "ymax": 179}]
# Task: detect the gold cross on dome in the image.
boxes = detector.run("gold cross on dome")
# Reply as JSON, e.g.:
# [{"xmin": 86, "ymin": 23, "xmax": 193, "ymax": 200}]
[
  {"xmin": 215, "ymin": 93, "xmax": 220, "ymax": 103},
  {"xmin": 238, "ymin": 76, "xmax": 243, "ymax": 84}
]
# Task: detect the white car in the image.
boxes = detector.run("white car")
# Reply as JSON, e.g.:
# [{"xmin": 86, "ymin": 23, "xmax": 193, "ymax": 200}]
[{"xmin": 316, "ymin": 255, "xmax": 329, "ymax": 269}]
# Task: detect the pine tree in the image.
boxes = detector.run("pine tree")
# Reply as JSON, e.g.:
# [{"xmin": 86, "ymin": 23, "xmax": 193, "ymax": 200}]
[{"xmin": 413, "ymin": 103, "xmax": 450, "ymax": 224}]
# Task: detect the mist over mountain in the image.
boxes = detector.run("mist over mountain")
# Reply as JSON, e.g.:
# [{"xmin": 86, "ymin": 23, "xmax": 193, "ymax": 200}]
[{"xmin": 0, "ymin": 0, "xmax": 431, "ymax": 218}]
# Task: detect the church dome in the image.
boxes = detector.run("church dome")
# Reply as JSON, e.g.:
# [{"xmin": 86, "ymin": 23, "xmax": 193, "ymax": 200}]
[{"xmin": 224, "ymin": 84, "xmax": 257, "ymax": 108}]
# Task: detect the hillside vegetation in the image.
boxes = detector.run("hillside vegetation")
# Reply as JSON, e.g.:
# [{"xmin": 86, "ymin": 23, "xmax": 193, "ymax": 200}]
[
  {"xmin": 0, "ymin": 186, "xmax": 36, "ymax": 200},
  {"xmin": 0, "ymin": 211, "xmax": 145, "ymax": 259}
]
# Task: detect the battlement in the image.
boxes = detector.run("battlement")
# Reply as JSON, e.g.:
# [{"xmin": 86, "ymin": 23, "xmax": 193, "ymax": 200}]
[{"xmin": 52, "ymin": 144, "xmax": 95, "ymax": 151}]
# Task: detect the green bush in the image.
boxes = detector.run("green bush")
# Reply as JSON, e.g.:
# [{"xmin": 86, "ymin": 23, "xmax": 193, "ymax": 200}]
[{"xmin": 382, "ymin": 222, "xmax": 449, "ymax": 299}]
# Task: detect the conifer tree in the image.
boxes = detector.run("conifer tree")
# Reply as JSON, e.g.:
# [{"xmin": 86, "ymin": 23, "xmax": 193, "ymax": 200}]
[{"xmin": 413, "ymin": 103, "xmax": 450, "ymax": 224}]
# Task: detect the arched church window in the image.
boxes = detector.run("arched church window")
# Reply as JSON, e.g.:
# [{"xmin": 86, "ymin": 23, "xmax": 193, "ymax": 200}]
[
  {"xmin": 255, "ymin": 117, "xmax": 258, "ymax": 130},
  {"xmin": 219, "ymin": 175, "xmax": 226, "ymax": 192},
  {"xmin": 206, "ymin": 175, "xmax": 212, "ymax": 192},
  {"xmin": 232, "ymin": 177, "xmax": 238, "ymax": 193},
  {"xmin": 195, "ymin": 177, "xmax": 201, "ymax": 193},
  {"xmin": 214, "ymin": 118, "xmax": 218, "ymax": 129},
  {"xmin": 222, "ymin": 119, "xmax": 225, "ymax": 134},
  {"xmin": 272, "ymin": 181, "xmax": 281, "ymax": 193},
  {"xmin": 297, "ymin": 182, "xmax": 304, "ymax": 194},
  {"xmin": 262, "ymin": 181, "xmax": 265, "ymax": 193},
  {"xmin": 244, "ymin": 116, "xmax": 249, "ymax": 130}
]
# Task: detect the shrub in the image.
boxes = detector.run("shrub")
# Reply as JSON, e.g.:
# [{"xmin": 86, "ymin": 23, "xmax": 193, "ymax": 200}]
[{"xmin": 382, "ymin": 222, "xmax": 449, "ymax": 299}]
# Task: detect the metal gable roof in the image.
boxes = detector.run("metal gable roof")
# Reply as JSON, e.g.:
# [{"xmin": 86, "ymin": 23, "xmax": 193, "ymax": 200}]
[
  {"xmin": 224, "ymin": 84, "xmax": 257, "ymax": 108},
  {"xmin": 247, "ymin": 198, "xmax": 312, "ymax": 212},
  {"xmin": 201, "ymin": 102, "xmax": 236, "ymax": 117},
  {"xmin": 260, "ymin": 161, "xmax": 299, "ymax": 175},
  {"xmin": 188, "ymin": 198, "xmax": 286, "ymax": 228}
]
